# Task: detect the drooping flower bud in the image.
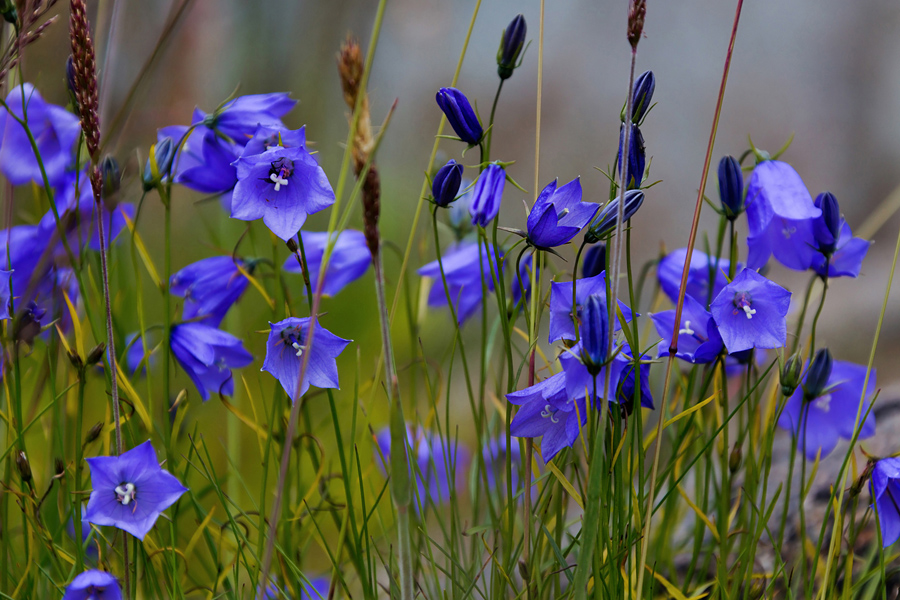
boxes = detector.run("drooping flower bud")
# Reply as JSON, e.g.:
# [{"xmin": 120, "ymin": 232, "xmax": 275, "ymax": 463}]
[
  {"xmin": 84, "ymin": 422, "xmax": 104, "ymax": 445},
  {"xmin": 627, "ymin": 70, "xmax": 655, "ymax": 123},
  {"xmin": 585, "ymin": 190, "xmax": 645, "ymax": 243},
  {"xmin": 67, "ymin": 350, "xmax": 84, "ymax": 371},
  {"xmin": 813, "ymin": 192, "xmax": 841, "ymax": 255},
  {"xmin": 780, "ymin": 351, "xmax": 803, "ymax": 397},
  {"xmin": 16, "ymin": 451, "xmax": 31, "ymax": 483},
  {"xmin": 435, "ymin": 87, "xmax": 483, "ymax": 146},
  {"xmin": 803, "ymin": 348, "xmax": 833, "ymax": 401},
  {"xmin": 432, "ymin": 159, "xmax": 463, "ymax": 208},
  {"xmin": 582, "ymin": 243, "xmax": 607, "ymax": 278},
  {"xmin": 142, "ymin": 137, "xmax": 175, "ymax": 191},
  {"xmin": 101, "ymin": 155, "xmax": 121, "ymax": 197},
  {"xmin": 617, "ymin": 123, "xmax": 645, "ymax": 190},
  {"xmin": 497, "ymin": 14, "xmax": 527, "ymax": 80},
  {"xmin": 718, "ymin": 155, "xmax": 744, "ymax": 220},
  {"xmin": 580, "ymin": 294, "xmax": 609, "ymax": 375},
  {"xmin": 468, "ymin": 163, "xmax": 505, "ymax": 227},
  {"xmin": 729, "ymin": 443, "xmax": 742, "ymax": 474},
  {"xmin": 86, "ymin": 343, "xmax": 106, "ymax": 367}
]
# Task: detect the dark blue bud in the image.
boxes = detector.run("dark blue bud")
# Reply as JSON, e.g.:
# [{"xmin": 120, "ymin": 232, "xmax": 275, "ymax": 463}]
[
  {"xmin": 142, "ymin": 137, "xmax": 175, "ymax": 192},
  {"xmin": 803, "ymin": 348, "xmax": 833, "ymax": 401},
  {"xmin": 432, "ymin": 159, "xmax": 464, "ymax": 208},
  {"xmin": 617, "ymin": 123, "xmax": 645, "ymax": 190},
  {"xmin": 436, "ymin": 87, "xmax": 483, "ymax": 146},
  {"xmin": 580, "ymin": 294, "xmax": 609, "ymax": 375},
  {"xmin": 718, "ymin": 155, "xmax": 743, "ymax": 219},
  {"xmin": 585, "ymin": 190, "xmax": 645, "ymax": 243},
  {"xmin": 814, "ymin": 192, "xmax": 841, "ymax": 255},
  {"xmin": 101, "ymin": 155, "xmax": 121, "ymax": 196},
  {"xmin": 497, "ymin": 14, "xmax": 527, "ymax": 80},
  {"xmin": 582, "ymin": 243, "xmax": 607, "ymax": 278},
  {"xmin": 630, "ymin": 70, "xmax": 655, "ymax": 123}
]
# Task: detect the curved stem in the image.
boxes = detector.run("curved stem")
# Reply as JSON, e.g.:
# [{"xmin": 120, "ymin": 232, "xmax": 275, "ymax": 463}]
[{"xmin": 572, "ymin": 239, "xmax": 588, "ymax": 343}]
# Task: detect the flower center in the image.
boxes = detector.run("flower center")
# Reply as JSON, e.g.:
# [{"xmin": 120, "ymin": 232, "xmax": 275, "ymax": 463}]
[
  {"xmin": 733, "ymin": 291, "xmax": 756, "ymax": 319},
  {"xmin": 814, "ymin": 394, "xmax": 832, "ymax": 413},
  {"xmin": 280, "ymin": 327, "xmax": 305, "ymax": 358},
  {"xmin": 268, "ymin": 158, "xmax": 293, "ymax": 192},
  {"xmin": 781, "ymin": 224, "xmax": 797, "ymax": 239},
  {"xmin": 540, "ymin": 404, "xmax": 560, "ymax": 424},
  {"xmin": 678, "ymin": 320, "xmax": 695, "ymax": 336},
  {"xmin": 115, "ymin": 482, "xmax": 136, "ymax": 506}
]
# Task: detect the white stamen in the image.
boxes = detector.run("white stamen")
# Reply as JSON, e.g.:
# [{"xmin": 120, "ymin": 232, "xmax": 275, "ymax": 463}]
[
  {"xmin": 782, "ymin": 225, "xmax": 797, "ymax": 239},
  {"xmin": 115, "ymin": 482, "xmax": 136, "ymax": 505},
  {"xmin": 558, "ymin": 208, "xmax": 569, "ymax": 217},
  {"xmin": 741, "ymin": 305, "xmax": 757, "ymax": 319},
  {"xmin": 814, "ymin": 394, "xmax": 832, "ymax": 413},
  {"xmin": 291, "ymin": 341, "xmax": 304, "ymax": 357},
  {"xmin": 678, "ymin": 320, "xmax": 695, "ymax": 336},
  {"xmin": 540, "ymin": 404, "xmax": 560, "ymax": 424},
  {"xmin": 269, "ymin": 173, "xmax": 289, "ymax": 192}
]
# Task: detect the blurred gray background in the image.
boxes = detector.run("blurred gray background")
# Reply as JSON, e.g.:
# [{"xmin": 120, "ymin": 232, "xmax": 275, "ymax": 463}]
[{"xmin": 28, "ymin": 0, "xmax": 900, "ymax": 372}]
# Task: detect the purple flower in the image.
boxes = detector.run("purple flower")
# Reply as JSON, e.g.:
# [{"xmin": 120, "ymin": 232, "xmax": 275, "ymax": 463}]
[
  {"xmin": 63, "ymin": 569, "xmax": 121, "ymax": 600},
  {"xmin": 0, "ymin": 84, "xmax": 80, "ymax": 186},
  {"xmin": 170, "ymin": 256, "xmax": 249, "ymax": 327},
  {"xmin": 798, "ymin": 193, "xmax": 871, "ymax": 279},
  {"xmin": 161, "ymin": 125, "xmax": 239, "ymax": 202},
  {"xmin": 657, "ymin": 248, "xmax": 733, "ymax": 307},
  {"xmin": 709, "ymin": 269, "xmax": 791, "ymax": 353},
  {"xmin": 617, "ymin": 124, "xmax": 645, "ymax": 190},
  {"xmin": 718, "ymin": 155, "xmax": 744, "ymax": 219},
  {"xmin": 871, "ymin": 457, "xmax": 900, "ymax": 547},
  {"xmin": 170, "ymin": 322, "xmax": 253, "ymax": 401},
  {"xmin": 262, "ymin": 576, "xmax": 329, "ymax": 600},
  {"xmin": 231, "ymin": 139, "xmax": 336, "ymax": 241},
  {"xmin": 582, "ymin": 243, "xmax": 606, "ymax": 278},
  {"xmin": 777, "ymin": 360, "xmax": 876, "ymax": 460},
  {"xmin": 559, "ymin": 343, "xmax": 625, "ymax": 410},
  {"xmin": 630, "ymin": 70, "xmax": 656, "ymax": 123},
  {"xmin": 418, "ymin": 241, "xmax": 500, "ymax": 325},
  {"xmin": 482, "ymin": 436, "xmax": 534, "ymax": 495},
  {"xmin": 192, "ymin": 92, "xmax": 297, "ymax": 142},
  {"xmin": 497, "ymin": 15, "xmax": 527, "ymax": 80},
  {"xmin": 508, "ymin": 372, "xmax": 584, "ymax": 462},
  {"xmin": 375, "ymin": 424, "xmax": 469, "ymax": 509},
  {"xmin": 614, "ymin": 344, "xmax": 655, "ymax": 410},
  {"xmin": 469, "ymin": 163, "xmax": 505, "ymax": 227},
  {"xmin": 651, "ymin": 294, "xmax": 724, "ymax": 364},
  {"xmin": 432, "ymin": 159, "xmax": 463, "ymax": 208},
  {"xmin": 435, "ymin": 87, "xmax": 483, "ymax": 145},
  {"xmin": 0, "ymin": 269, "xmax": 10, "ymax": 320},
  {"xmin": 262, "ymin": 317, "xmax": 351, "ymax": 402},
  {"xmin": 124, "ymin": 332, "xmax": 157, "ymax": 376},
  {"xmin": 585, "ymin": 190, "xmax": 645, "ymax": 242},
  {"xmin": 84, "ymin": 440, "xmax": 187, "ymax": 540},
  {"xmin": 548, "ymin": 272, "xmax": 632, "ymax": 343},
  {"xmin": 526, "ymin": 177, "xmax": 599, "ymax": 248},
  {"xmin": 744, "ymin": 160, "xmax": 822, "ymax": 270},
  {"xmin": 580, "ymin": 294, "xmax": 609, "ymax": 371},
  {"xmin": 239, "ymin": 124, "xmax": 307, "ymax": 159},
  {"xmin": 282, "ymin": 230, "xmax": 371, "ymax": 297}
]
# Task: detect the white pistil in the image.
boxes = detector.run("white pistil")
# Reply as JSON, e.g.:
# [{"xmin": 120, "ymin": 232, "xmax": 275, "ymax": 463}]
[
  {"xmin": 115, "ymin": 482, "xmax": 136, "ymax": 505},
  {"xmin": 741, "ymin": 305, "xmax": 757, "ymax": 319},
  {"xmin": 558, "ymin": 208, "xmax": 570, "ymax": 217},
  {"xmin": 782, "ymin": 225, "xmax": 797, "ymax": 239},
  {"xmin": 678, "ymin": 320, "xmax": 695, "ymax": 336},
  {"xmin": 814, "ymin": 394, "xmax": 832, "ymax": 413},
  {"xmin": 540, "ymin": 404, "xmax": 560, "ymax": 424},
  {"xmin": 269, "ymin": 172, "xmax": 289, "ymax": 191},
  {"xmin": 291, "ymin": 341, "xmax": 304, "ymax": 357}
]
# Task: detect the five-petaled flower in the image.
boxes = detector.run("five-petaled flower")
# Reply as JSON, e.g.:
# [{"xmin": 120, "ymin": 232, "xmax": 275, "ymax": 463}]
[
  {"xmin": 63, "ymin": 569, "xmax": 122, "ymax": 600},
  {"xmin": 282, "ymin": 230, "xmax": 371, "ymax": 297},
  {"xmin": 526, "ymin": 177, "xmax": 598, "ymax": 249},
  {"xmin": 170, "ymin": 256, "xmax": 249, "ymax": 327},
  {"xmin": 84, "ymin": 440, "xmax": 187, "ymax": 540},
  {"xmin": 871, "ymin": 457, "xmax": 900, "ymax": 547},
  {"xmin": 508, "ymin": 372, "xmax": 585, "ymax": 462},
  {"xmin": 709, "ymin": 269, "xmax": 791, "ymax": 353},
  {"xmin": 262, "ymin": 317, "xmax": 351, "ymax": 402},
  {"xmin": 170, "ymin": 322, "xmax": 253, "ymax": 401},
  {"xmin": 418, "ymin": 241, "xmax": 501, "ymax": 325}
]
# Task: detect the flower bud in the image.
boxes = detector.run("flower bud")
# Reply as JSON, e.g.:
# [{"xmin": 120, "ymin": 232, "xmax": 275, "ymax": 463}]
[
  {"xmin": 780, "ymin": 351, "xmax": 803, "ymax": 397},
  {"xmin": 585, "ymin": 190, "xmax": 645, "ymax": 243},
  {"xmin": 16, "ymin": 451, "xmax": 31, "ymax": 483},
  {"xmin": 101, "ymin": 155, "xmax": 121, "ymax": 197},
  {"xmin": 729, "ymin": 443, "xmax": 742, "ymax": 474},
  {"xmin": 142, "ymin": 137, "xmax": 175, "ymax": 191},
  {"xmin": 580, "ymin": 294, "xmax": 609, "ymax": 375},
  {"xmin": 803, "ymin": 348, "xmax": 833, "ymax": 401},
  {"xmin": 85, "ymin": 343, "xmax": 106, "ymax": 367},
  {"xmin": 67, "ymin": 350, "xmax": 84, "ymax": 371},
  {"xmin": 517, "ymin": 558, "xmax": 530, "ymax": 582},
  {"xmin": 617, "ymin": 123, "xmax": 645, "ymax": 190},
  {"xmin": 628, "ymin": 70, "xmax": 655, "ymax": 123},
  {"xmin": 435, "ymin": 87, "xmax": 483, "ymax": 146},
  {"xmin": 718, "ymin": 155, "xmax": 744, "ymax": 220},
  {"xmin": 582, "ymin": 243, "xmax": 606, "ymax": 279},
  {"xmin": 84, "ymin": 422, "xmax": 104, "ymax": 445},
  {"xmin": 468, "ymin": 163, "xmax": 506, "ymax": 227},
  {"xmin": 432, "ymin": 159, "xmax": 463, "ymax": 208},
  {"xmin": 54, "ymin": 458, "xmax": 66, "ymax": 476},
  {"xmin": 497, "ymin": 14, "xmax": 527, "ymax": 80},
  {"xmin": 0, "ymin": 0, "xmax": 16, "ymax": 25},
  {"xmin": 813, "ymin": 192, "xmax": 841, "ymax": 255}
]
